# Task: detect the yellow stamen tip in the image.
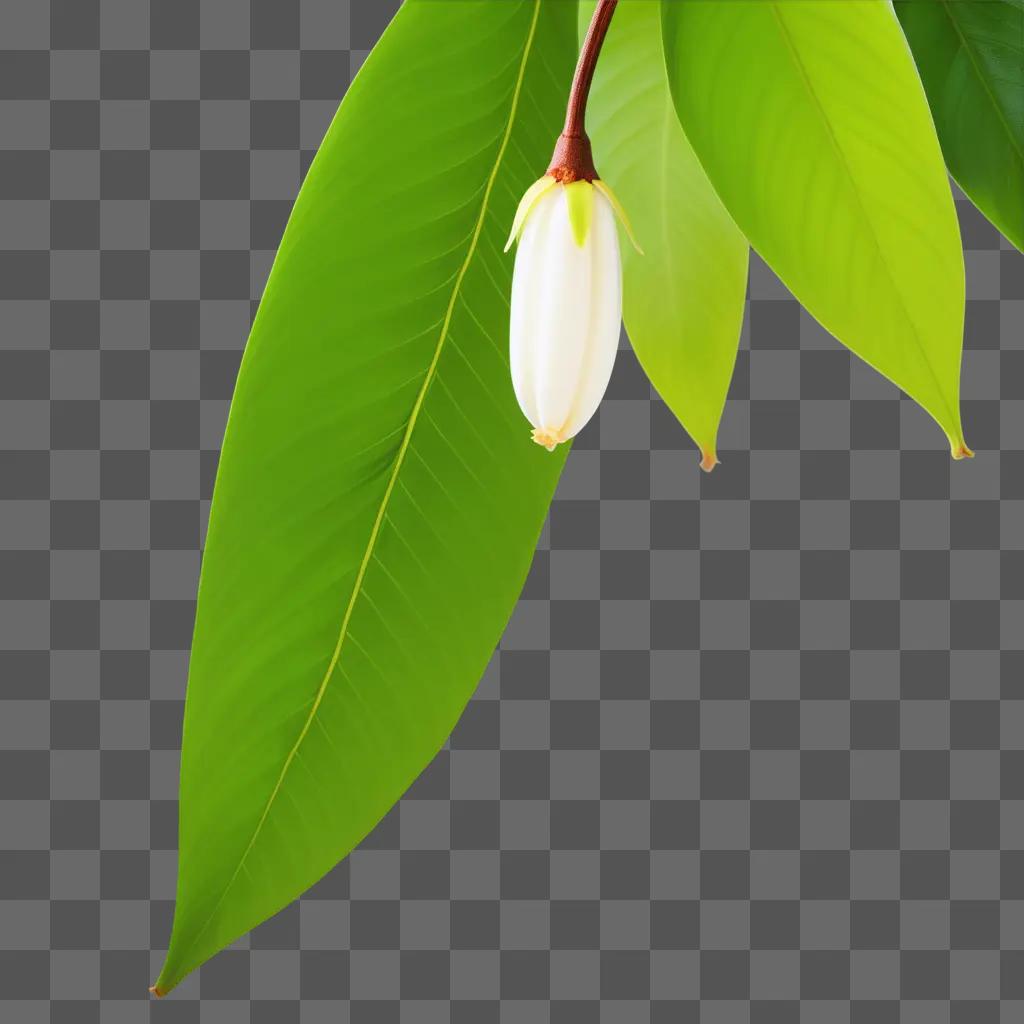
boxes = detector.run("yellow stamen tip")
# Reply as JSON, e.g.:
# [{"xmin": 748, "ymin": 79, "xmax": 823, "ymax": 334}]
[{"xmin": 532, "ymin": 427, "xmax": 564, "ymax": 452}]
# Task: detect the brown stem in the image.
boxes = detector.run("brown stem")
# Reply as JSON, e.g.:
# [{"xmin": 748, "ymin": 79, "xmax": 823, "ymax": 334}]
[{"xmin": 547, "ymin": 0, "xmax": 619, "ymax": 183}]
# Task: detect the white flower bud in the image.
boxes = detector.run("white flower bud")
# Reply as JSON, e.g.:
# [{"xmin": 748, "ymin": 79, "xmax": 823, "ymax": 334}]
[{"xmin": 505, "ymin": 176, "xmax": 638, "ymax": 452}]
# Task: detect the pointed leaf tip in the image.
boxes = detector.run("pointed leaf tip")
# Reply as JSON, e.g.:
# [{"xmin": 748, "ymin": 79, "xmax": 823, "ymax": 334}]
[
  {"xmin": 951, "ymin": 441, "xmax": 975, "ymax": 461},
  {"xmin": 699, "ymin": 449, "xmax": 719, "ymax": 473},
  {"xmin": 149, "ymin": 986, "xmax": 165, "ymax": 999}
]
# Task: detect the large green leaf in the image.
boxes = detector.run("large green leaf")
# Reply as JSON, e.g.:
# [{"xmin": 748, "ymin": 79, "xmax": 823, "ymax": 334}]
[
  {"xmin": 154, "ymin": 0, "xmax": 575, "ymax": 994},
  {"xmin": 583, "ymin": 0, "xmax": 748, "ymax": 469},
  {"xmin": 661, "ymin": 0, "xmax": 971, "ymax": 455},
  {"xmin": 894, "ymin": 0, "xmax": 1024, "ymax": 252}
]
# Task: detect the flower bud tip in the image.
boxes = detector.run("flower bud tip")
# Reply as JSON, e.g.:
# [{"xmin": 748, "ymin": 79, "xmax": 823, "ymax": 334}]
[
  {"xmin": 951, "ymin": 441, "xmax": 974, "ymax": 461},
  {"xmin": 532, "ymin": 427, "xmax": 564, "ymax": 453},
  {"xmin": 699, "ymin": 449, "xmax": 719, "ymax": 473}
]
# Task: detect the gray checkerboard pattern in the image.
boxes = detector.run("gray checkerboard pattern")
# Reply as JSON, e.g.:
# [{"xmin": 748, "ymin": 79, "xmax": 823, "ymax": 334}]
[{"xmin": 1, "ymin": 1, "xmax": 1024, "ymax": 1021}]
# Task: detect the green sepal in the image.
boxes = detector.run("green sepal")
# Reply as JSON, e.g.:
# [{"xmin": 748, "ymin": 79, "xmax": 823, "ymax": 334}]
[
  {"xmin": 594, "ymin": 178, "xmax": 643, "ymax": 254},
  {"xmin": 504, "ymin": 175, "xmax": 557, "ymax": 252},
  {"xmin": 563, "ymin": 180, "xmax": 594, "ymax": 247}
]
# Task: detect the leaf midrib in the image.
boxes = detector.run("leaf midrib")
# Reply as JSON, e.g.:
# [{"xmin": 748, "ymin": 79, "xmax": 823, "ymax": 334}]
[
  {"xmin": 177, "ymin": 0, "xmax": 542, "ymax": 971},
  {"xmin": 767, "ymin": 1, "xmax": 958, "ymax": 433}
]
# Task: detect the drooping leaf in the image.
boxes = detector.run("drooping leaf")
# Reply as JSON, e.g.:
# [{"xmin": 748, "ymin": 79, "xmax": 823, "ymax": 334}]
[
  {"xmin": 154, "ymin": 0, "xmax": 576, "ymax": 994},
  {"xmin": 894, "ymin": 0, "xmax": 1024, "ymax": 252},
  {"xmin": 584, "ymin": 0, "xmax": 748, "ymax": 469},
  {"xmin": 661, "ymin": 0, "xmax": 971, "ymax": 456}
]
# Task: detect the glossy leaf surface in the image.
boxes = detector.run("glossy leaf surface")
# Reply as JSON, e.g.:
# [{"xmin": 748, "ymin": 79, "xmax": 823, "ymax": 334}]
[
  {"xmin": 662, "ymin": 0, "xmax": 970, "ymax": 454},
  {"xmin": 155, "ymin": 0, "xmax": 575, "ymax": 994},
  {"xmin": 895, "ymin": 0, "xmax": 1024, "ymax": 251},
  {"xmin": 584, "ymin": 0, "xmax": 748, "ymax": 468}
]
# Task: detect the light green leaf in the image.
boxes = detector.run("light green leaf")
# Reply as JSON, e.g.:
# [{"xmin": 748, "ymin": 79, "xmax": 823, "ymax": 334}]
[
  {"xmin": 662, "ymin": 0, "xmax": 971, "ymax": 456},
  {"xmin": 584, "ymin": 0, "xmax": 748, "ymax": 469},
  {"xmin": 894, "ymin": 0, "xmax": 1024, "ymax": 252},
  {"xmin": 154, "ymin": 0, "xmax": 575, "ymax": 995}
]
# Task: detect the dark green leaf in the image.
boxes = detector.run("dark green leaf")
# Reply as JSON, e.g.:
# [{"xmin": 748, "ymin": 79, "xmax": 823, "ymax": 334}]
[{"xmin": 895, "ymin": 0, "xmax": 1024, "ymax": 251}]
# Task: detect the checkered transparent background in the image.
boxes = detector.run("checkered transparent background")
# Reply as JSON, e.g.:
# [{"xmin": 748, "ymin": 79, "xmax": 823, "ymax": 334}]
[{"xmin": 2, "ymin": 1, "xmax": 1024, "ymax": 1021}]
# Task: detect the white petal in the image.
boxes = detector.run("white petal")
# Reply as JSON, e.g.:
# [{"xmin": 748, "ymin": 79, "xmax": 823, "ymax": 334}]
[
  {"xmin": 508, "ymin": 185, "xmax": 623, "ymax": 450},
  {"xmin": 509, "ymin": 188, "xmax": 558, "ymax": 428},
  {"xmin": 533, "ymin": 186, "xmax": 594, "ymax": 435},
  {"xmin": 561, "ymin": 190, "xmax": 622, "ymax": 439}
]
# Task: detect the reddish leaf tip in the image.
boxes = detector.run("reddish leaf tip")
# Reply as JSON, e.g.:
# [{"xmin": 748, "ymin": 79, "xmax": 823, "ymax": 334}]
[
  {"xmin": 951, "ymin": 441, "xmax": 974, "ymax": 461},
  {"xmin": 699, "ymin": 449, "xmax": 719, "ymax": 473},
  {"xmin": 150, "ymin": 986, "xmax": 166, "ymax": 999}
]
